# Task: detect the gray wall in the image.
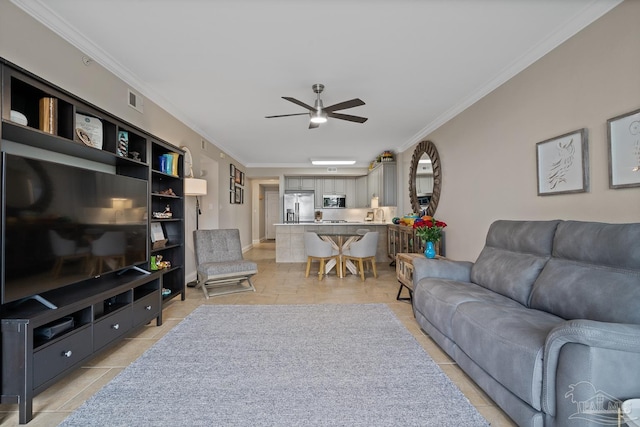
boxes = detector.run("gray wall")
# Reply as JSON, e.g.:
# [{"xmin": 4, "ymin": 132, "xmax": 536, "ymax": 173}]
[{"xmin": 400, "ymin": 0, "xmax": 640, "ymax": 261}]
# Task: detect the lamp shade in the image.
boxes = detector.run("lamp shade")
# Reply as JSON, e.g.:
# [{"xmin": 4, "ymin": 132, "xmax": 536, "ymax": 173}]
[
  {"xmin": 184, "ymin": 178, "xmax": 207, "ymax": 196},
  {"xmin": 370, "ymin": 197, "xmax": 379, "ymax": 209}
]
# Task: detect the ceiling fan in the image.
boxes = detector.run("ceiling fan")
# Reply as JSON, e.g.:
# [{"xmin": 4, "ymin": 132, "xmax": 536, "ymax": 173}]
[{"xmin": 265, "ymin": 84, "xmax": 368, "ymax": 129}]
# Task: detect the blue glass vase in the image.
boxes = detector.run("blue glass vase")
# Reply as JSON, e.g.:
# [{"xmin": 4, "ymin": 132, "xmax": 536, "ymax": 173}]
[{"xmin": 424, "ymin": 241, "xmax": 436, "ymax": 259}]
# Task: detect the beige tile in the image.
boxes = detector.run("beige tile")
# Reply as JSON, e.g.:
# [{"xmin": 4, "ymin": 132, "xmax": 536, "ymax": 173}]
[{"xmin": 12, "ymin": 241, "xmax": 513, "ymax": 425}]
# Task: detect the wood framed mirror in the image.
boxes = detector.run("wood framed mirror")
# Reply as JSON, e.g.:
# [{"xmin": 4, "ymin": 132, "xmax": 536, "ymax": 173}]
[{"xmin": 409, "ymin": 140, "xmax": 441, "ymax": 216}]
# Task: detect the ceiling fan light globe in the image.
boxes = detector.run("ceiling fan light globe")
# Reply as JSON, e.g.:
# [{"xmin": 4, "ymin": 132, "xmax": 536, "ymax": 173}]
[{"xmin": 310, "ymin": 115, "xmax": 327, "ymax": 124}]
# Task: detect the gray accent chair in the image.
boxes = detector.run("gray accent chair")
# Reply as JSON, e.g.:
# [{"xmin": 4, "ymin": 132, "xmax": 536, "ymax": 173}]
[
  {"xmin": 412, "ymin": 220, "xmax": 640, "ymax": 427},
  {"xmin": 193, "ymin": 229, "xmax": 257, "ymax": 298}
]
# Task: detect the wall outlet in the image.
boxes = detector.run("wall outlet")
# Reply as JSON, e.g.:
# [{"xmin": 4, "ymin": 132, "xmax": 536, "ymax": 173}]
[{"xmin": 327, "ymin": 167, "xmax": 338, "ymax": 173}]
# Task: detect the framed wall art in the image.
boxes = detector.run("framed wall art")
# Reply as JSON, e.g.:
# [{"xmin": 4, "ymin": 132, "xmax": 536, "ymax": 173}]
[
  {"xmin": 230, "ymin": 163, "xmax": 235, "ymax": 178},
  {"xmin": 234, "ymin": 168, "xmax": 242, "ymax": 184},
  {"xmin": 536, "ymin": 128, "xmax": 589, "ymax": 196},
  {"xmin": 607, "ymin": 107, "xmax": 640, "ymax": 188},
  {"xmin": 234, "ymin": 185, "xmax": 242, "ymax": 203}
]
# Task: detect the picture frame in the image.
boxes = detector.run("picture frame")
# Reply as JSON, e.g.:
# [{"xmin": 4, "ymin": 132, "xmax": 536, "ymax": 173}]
[
  {"xmin": 150, "ymin": 222, "xmax": 166, "ymax": 242},
  {"xmin": 234, "ymin": 185, "xmax": 241, "ymax": 203},
  {"xmin": 240, "ymin": 171, "xmax": 245, "ymax": 186},
  {"xmin": 240, "ymin": 187, "xmax": 244, "ymax": 204},
  {"xmin": 536, "ymin": 128, "xmax": 589, "ymax": 196},
  {"xmin": 230, "ymin": 163, "xmax": 235, "ymax": 177},
  {"xmin": 230, "ymin": 177, "xmax": 235, "ymax": 191},
  {"xmin": 229, "ymin": 190, "xmax": 235, "ymax": 204},
  {"xmin": 234, "ymin": 168, "xmax": 242, "ymax": 184},
  {"xmin": 607, "ymin": 107, "xmax": 640, "ymax": 188}
]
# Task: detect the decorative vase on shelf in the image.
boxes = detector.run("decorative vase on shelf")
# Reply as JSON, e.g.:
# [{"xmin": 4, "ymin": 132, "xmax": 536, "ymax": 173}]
[{"xmin": 424, "ymin": 241, "xmax": 436, "ymax": 259}]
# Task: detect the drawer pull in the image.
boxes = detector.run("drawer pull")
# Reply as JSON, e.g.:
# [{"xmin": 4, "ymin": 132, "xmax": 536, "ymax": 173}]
[
  {"xmin": 62, "ymin": 350, "xmax": 72, "ymax": 358},
  {"xmin": 112, "ymin": 323, "xmax": 120, "ymax": 330},
  {"xmin": 145, "ymin": 305, "xmax": 152, "ymax": 311}
]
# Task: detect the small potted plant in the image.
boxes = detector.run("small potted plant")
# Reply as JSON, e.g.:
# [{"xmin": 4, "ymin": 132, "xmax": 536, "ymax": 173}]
[{"xmin": 413, "ymin": 216, "xmax": 447, "ymax": 258}]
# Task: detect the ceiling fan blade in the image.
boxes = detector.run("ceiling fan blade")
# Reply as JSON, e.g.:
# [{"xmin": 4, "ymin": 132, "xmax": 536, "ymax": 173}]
[
  {"xmin": 282, "ymin": 97, "xmax": 316, "ymax": 111},
  {"xmin": 324, "ymin": 98, "xmax": 365, "ymax": 112},
  {"xmin": 309, "ymin": 121, "xmax": 320, "ymax": 129},
  {"xmin": 327, "ymin": 112, "xmax": 368, "ymax": 123},
  {"xmin": 265, "ymin": 113, "xmax": 309, "ymax": 118}
]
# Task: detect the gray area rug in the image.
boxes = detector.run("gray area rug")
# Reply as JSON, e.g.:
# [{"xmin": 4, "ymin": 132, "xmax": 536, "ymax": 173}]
[{"xmin": 59, "ymin": 304, "xmax": 489, "ymax": 426}]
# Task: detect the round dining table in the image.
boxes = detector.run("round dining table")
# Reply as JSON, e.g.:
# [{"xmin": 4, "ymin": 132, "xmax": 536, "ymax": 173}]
[{"xmin": 316, "ymin": 232, "xmax": 362, "ymax": 278}]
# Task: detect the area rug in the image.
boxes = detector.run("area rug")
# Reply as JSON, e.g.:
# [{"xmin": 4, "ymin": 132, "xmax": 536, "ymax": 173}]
[{"xmin": 59, "ymin": 304, "xmax": 488, "ymax": 426}]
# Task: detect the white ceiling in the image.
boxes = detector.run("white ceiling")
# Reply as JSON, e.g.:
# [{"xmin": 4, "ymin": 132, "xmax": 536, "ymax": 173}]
[{"xmin": 13, "ymin": 0, "xmax": 620, "ymax": 168}]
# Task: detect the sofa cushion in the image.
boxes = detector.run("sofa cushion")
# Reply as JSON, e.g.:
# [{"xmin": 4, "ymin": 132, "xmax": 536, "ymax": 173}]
[
  {"xmin": 529, "ymin": 221, "xmax": 640, "ymax": 323},
  {"xmin": 413, "ymin": 278, "xmax": 523, "ymax": 338},
  {"xmin": 470, "ymin": 220, "xmax": 560, "ymax": 306},
  {"xmin": 451, "ymin": 301, "xmax": 564, "ymax": 411}
]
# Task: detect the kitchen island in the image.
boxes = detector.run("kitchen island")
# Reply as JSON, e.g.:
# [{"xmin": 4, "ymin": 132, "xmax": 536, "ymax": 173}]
[{"xmin": 275, "ymin": 222, "xmax": 389, "ymax": 263}]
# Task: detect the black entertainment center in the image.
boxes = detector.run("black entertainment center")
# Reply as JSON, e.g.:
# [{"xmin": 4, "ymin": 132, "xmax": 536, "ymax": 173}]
[{"xmin": 0, "ymin": 58, "xmax": 186, "ymax": 423}]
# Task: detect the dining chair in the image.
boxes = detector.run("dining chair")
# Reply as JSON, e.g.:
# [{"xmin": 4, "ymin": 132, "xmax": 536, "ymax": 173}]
[
  {"xmin": 342, "ymin": 231, "xmax": 379, "ymax": 281},
  {"xmin": 304, "ymin": 232, "xmax": 340, "ymax": 280},
  {"xmin": 49, "ymin": 230, "xmax": 90, "ymax": 277},
  {"xmin": 90, "ymin": 231, "xmax": 126, "ymax": 275}
]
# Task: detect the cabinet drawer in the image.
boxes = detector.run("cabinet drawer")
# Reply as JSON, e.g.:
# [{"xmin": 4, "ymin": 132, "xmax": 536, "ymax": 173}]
[
  {"xmin": 93, "ymin": 308, "xmax": 132, "ymax": 351},
  {"xmin": 133, "ymin": 291, "xmax": 160, "ymax": 327},
  {"xmin": 33, "ymin": 326, "xmax": 92, "ymax": 389}
]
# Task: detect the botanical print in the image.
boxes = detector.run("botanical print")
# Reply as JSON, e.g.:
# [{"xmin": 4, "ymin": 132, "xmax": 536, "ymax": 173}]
[
  {"xmin": 547, "ymin": 138, "xmax": 575, "ymax": 190},
  {"xmin": 537, "ymin": 129, "xmax": 587, "ymax": 195},
  {"xmin": 630, "ymin": 119, "xmax": 640, "ymax": 172},
  {"xmin": 608, "ymin": 109, "xmax": 640, "ymax": 187}
]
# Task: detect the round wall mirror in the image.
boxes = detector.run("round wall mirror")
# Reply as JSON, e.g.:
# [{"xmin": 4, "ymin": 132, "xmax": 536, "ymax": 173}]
[{"xmin": 408, "ymin": 140, "xmax": 441, "ymax": 216}]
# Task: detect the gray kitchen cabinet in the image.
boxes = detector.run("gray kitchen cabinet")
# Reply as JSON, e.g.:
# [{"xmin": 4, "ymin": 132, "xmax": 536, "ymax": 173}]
[{"xmin": 367, "ymin": 162, "xmax": 397, "ymax": 206}]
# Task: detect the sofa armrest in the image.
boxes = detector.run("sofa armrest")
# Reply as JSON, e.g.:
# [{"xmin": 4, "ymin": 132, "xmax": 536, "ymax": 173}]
[
  {"xmin": 542, "ymin": 319, "xmax": 640, "ymax": 416},
  {"xmin": 412, "ymin": 258, "xmax": 473, "ymax": 286}
]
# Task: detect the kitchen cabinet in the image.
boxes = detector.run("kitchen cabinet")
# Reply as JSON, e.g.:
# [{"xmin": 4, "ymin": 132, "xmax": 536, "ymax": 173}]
[
  {"xmin": 322, "ymin": 177, "xmax": 348, "ymax": 194},
  {"xmin": 285, "ymin": 176, "xmax": 315, "ymax": 191},
  {"xmin": 355, "ymin": 175, "xmax": 369, "ymax": 208},
  {"xmin": 416, "ymin": 175, "xmax": 434, "ymax": 194},
  {"xmin": 368, "ymin": 162, "xmax": 397, "ymax": 206}
]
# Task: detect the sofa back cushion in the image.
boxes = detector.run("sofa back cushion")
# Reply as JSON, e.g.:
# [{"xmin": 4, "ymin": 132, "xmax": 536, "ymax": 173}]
[
  {"xmin": 529, "ymin": 221, "xmax": 640, "ymax": 324},
  {"xmin": 470, "ymin": 220, "xmax": 560, "ymax": 306}
]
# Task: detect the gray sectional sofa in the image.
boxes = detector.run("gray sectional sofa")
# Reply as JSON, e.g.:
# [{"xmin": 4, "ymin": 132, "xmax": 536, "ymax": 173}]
[{"xmin": 412, "ymin": 220, "xmax": 640, "ymax": 427}]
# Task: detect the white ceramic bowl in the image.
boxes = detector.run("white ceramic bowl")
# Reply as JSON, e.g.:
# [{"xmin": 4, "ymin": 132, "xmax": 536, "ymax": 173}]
[
  {"xmin": 622, "ymin": 399, "xmax": 640, "ymax": 427},
  {"xmin": 10, "ymin": 110, "xmax": 28, "ymax": 126}
]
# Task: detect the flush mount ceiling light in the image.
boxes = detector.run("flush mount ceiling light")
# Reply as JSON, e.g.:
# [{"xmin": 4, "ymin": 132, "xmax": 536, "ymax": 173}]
[{"xmin": 311, "ymin": 159, "xmax": 356, "ymax": 166}]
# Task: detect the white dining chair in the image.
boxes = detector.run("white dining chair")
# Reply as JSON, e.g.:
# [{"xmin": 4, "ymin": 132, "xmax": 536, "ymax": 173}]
[
  {"xmin": 342, "ymin": 231, "xmax": 379, "ymax": 281},
  {"xmin": 304, "ymin": 232, "xmax": 340, "ymax": 280}
]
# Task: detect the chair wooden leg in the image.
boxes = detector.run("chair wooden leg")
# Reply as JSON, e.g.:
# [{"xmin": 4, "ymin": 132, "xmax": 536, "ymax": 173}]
[
  {"xmin": 318, "ymin": 259, "xmax": 325, "ymax": 280},
  {"xmin": 358, "ymin": 259, "xmax": 365, "ymax": 281},
  {"xmin": 305, "ymin": 258, "xmax": 312, "ymax": 278},
  {"xmin": 371, "ymin": 258, "xmax": 378, "ymax": 278}
]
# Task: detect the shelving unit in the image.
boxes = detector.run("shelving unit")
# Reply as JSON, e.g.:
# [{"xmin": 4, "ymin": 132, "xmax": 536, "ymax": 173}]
[
  {"xmin": 0, "ymin": 57, "xmax": 185, "ymax": 423},
  {"xmin": 150, "ymin": 140, "xmax": 185, "ymax": 305}
]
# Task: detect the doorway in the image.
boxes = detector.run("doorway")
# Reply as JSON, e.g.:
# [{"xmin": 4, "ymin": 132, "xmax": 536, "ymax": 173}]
[{"xmin": 265, "ymin": 191, "xmax": 279, "ymax": 240}]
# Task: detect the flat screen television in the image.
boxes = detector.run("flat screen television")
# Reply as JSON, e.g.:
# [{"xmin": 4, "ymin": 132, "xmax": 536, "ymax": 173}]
[{"xmin": 2, "ymin": 153, "xmax": 148, "ymax": 305}]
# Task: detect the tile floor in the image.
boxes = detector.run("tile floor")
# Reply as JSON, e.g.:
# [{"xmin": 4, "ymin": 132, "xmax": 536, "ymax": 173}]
[{"xmin": 0, "ymin": 242, "xmax": 516, "ymax": 426}]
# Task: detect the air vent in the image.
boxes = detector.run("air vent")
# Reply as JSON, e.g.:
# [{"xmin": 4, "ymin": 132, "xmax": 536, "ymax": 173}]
[
  {"xmin": 327, "ymin": 167, "xmax": 338, "ymax": 173},
  {"xmin": 127, "ymin": 89, "xmax": 144, "ymax": 113}
]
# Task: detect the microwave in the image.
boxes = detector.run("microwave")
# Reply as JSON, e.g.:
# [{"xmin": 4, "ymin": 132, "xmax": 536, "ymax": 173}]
[{"xmin": 323, "ymin": 194, "xmax": 346, "ymax": 208}]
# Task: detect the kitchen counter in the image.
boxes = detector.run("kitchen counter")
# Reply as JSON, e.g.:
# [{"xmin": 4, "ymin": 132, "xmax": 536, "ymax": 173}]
[{"xmin": 275, "ymin": 223, "xmax": 390, "ymax": 263}]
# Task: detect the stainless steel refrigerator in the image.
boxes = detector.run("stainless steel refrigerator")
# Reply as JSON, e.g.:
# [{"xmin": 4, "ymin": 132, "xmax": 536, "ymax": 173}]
[{"xmin": 284, "ymin": 191, "xmax": 315, "ymax": 223}]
